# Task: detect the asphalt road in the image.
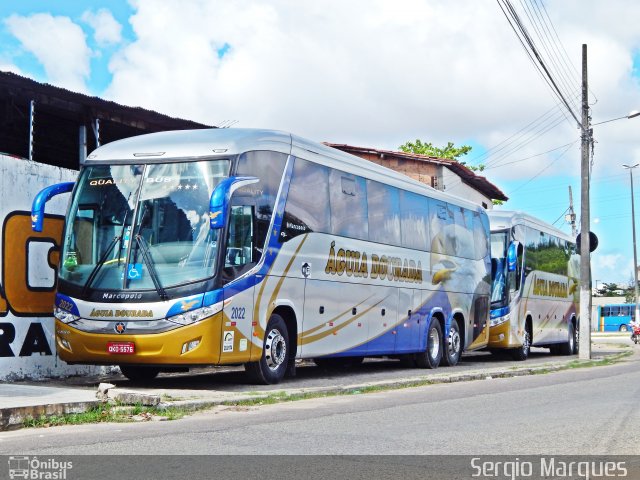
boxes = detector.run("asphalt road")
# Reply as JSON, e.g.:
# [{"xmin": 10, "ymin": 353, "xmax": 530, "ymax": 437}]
[{"xmin": 1, "ymin": 339, "xmax": 638, "ymax": 456}]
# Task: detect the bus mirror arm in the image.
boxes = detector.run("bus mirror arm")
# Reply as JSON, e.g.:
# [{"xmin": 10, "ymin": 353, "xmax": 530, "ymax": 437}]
[
  {"xmin": 209, "ymin": 176, "xmax": 259, "ymax": 229},
  {"xmin": 31, "ymin": 182, "xmax": 75, "ymax": 232}
]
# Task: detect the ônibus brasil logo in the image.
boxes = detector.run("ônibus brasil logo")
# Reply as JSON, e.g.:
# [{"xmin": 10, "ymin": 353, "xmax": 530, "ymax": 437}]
[{"xmin": 8, "ymin": 456, "xmax": 72, "ymax": 479}]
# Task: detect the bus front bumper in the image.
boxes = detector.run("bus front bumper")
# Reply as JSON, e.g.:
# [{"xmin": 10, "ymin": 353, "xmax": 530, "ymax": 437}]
[{"xmin": 54, "ymin": 313, "xmax": 225, "ymax": 366}]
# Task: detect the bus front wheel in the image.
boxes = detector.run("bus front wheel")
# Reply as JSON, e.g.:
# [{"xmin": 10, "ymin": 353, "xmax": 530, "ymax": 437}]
[
  {"xmin": 245, "ymin": 314, "xmax": 289, "ymax": 385},
  {"xmin": 416, "ymin": 319, "xmax": 442, "ymax": 369},
  {"xmin": 511, "ymin": 322, "xmax": 531, "ymax": 361}
]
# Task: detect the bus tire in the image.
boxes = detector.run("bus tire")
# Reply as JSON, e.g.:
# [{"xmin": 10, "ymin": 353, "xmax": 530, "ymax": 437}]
[
  {"xmin": 120, "ymin": 365, "xmax": 160, "ymax": 382},
  {"xmin": 441, "ymin": 319, "xmax": 462, "ymax": 367},
  {"xmin": 245, "ymin": 314, "xmax": 289, "ymax": 385},
  {"xmin": 559, "ymin": 322, "xmax": 575, "ymax": 355},
  {"xmin": 511, "ymin": 322, "xmax": 531, "ymax": 361},
  {"xmin": 620, "ymin": 324, "xmax": 629, "ymax": 332},
  {"xmin": 416, "ymin": 319, "xmax": 442, "ymax": 369}
]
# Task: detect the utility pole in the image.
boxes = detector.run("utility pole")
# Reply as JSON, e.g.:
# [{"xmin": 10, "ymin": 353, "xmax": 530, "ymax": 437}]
[
  {"xmin": 567, "ymin": 186, "xmax": 577, "ymax": 237},
  {"xmin": 579, "ymin": 44, "xmax": 592, "ymax": 360},
  {"xmin": 623, "ymin": 163, "xmax": 640, "ymax": 324}
]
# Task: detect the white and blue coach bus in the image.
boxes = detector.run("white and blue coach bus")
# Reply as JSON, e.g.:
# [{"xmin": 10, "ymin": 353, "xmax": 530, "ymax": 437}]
[{"xmin": 32, "ymin": 129, "xmax": 491, "ymax": 384}]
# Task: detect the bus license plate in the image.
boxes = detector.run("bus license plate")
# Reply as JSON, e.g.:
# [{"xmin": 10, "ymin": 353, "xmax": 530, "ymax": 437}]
[{"xmin": 107, "ymin": 342, "xmax": 135, "ymax": 354}]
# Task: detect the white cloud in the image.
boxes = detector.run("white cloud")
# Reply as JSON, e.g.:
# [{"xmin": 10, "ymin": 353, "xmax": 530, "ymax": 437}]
[
  {"xmin": 102, "ymin": 0, "xmax": 640, "ymax": 184},
  {"xmin": 0, "ymin": 63, "xmax": 25, "ymax": 76},
  {"xmin": 4, "ymin": 13, "xmax": 91, "ymax": 93},
  {"xmin": 81, "ymin": 9, "xmax": 122, "ymax": 47}
]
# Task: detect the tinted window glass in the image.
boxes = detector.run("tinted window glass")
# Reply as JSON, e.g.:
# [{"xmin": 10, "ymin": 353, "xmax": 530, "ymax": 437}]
[
  {"xmin": 235, "ymin": 150, "xmax": 288, "ymax": 254},
  {"xmin": 473, "ymin": 210, "xmax": 490, "ymax": 260},
  {"xmin": 429, "ymin": 200, "xmax": 455, "ymax": 256},
  {"xmin": 400, "ymin": 190, "xmax": 429, "ymax": 250},
  {"xmin": 451, "ymin": 204, "xmax": 475, "ymax": 259},
  {"xmin": 329, "ymin": 170, "xmax": 368, "ymax": 240},
  {"xmin": 282, "ymin": 158, "xmax": 331, "ymax": 241},
  {"xmin": 367, "ymin": 180, "xmax": 400, "ymax": 245}
]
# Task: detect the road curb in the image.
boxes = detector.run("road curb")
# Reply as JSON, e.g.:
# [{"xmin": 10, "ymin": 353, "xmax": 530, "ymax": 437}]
[{"xmin": 0, "ymin": 400, "xmax": 102, "ymax": 431}]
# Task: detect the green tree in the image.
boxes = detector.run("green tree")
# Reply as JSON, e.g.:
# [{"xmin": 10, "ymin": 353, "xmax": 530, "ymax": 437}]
[
  {"xmin": 399, "ymin": 139, "xmax": 505, "ymax": 204},
  {"xmin": 597, "ymin": 282, "xmax": 625, "ymax": 297},
  {"xmin": 398, "ymin": 140, "xmax": 484, "ymax": 171}
]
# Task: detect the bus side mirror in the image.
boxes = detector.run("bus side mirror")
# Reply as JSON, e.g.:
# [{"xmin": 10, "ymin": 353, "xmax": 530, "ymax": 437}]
[
  {"xmin": 209, "ymin": 176, "xmax": 259, "ymax": 229},
  {"xmin": 31, "ymin": 182, "xmax": 75, "ymax": 232},
  {"xmin": 507, "ymin": 242, "xmax": 518, "ymax": 272}
]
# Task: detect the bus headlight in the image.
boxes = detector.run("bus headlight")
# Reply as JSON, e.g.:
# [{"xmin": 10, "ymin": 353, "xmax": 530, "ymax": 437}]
[
  {"xmin": 490, "ymin": 313, "xmax": 510, "ymax": 327},
  {"xmin": 168, "ymin": 304, "xmax": 219, "ymax": 326},
  {"xmin": 54, "ymin": 307, "xmax": 80, "ymax": 324}
]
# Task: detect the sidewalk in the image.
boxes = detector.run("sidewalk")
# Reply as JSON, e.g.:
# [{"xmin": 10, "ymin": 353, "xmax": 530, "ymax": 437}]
[{"xmin": 0, "ymin": 338, "xmax": 634, "ymax": 431}]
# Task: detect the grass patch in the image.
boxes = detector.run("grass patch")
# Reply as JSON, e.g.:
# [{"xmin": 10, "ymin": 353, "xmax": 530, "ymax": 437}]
[
  {"xmin": 564, "ymin": 350, "xmax": 632, "ymax": 369},
  {"xmin": 23, "ymin": 403, "xmax": 193, "ymax": 428}
]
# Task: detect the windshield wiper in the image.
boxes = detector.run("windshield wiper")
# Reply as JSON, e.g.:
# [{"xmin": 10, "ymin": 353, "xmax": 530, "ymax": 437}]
[
  {"xmin": 134, "ymin": 234, "xmax": 168, "ymax": 301},
  {"xmin": 82, "ymin": 235, "xmax": 120, "ymax": 296}
]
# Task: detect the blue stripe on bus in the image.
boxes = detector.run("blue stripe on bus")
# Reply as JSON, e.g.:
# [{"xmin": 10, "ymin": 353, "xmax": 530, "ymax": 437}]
[
  {"xmin": 166, "ymin": 294, "xmax": 204, "ymax": 317},
  {"xmin": 490, "ymin": 306, "xmax": 510, "ymax": 319},
  {"xmin": 55, "ymin": 293, "xmax": 80, "ymax": 316}
]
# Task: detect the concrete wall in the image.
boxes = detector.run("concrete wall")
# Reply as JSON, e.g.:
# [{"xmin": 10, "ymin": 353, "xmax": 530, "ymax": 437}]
[{"xmin": 0, "ymin": 154, "xmax": 101, "ymax": 380}]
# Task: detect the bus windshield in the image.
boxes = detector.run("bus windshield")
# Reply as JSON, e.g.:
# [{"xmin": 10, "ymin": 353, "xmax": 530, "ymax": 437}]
[
  {"xmin": 490, "ymin": 231, "xmax": 509, "ymax": 308},
  {"xmin": 60, "ymin": 159, "xmax": 230, "ymax": 291}
]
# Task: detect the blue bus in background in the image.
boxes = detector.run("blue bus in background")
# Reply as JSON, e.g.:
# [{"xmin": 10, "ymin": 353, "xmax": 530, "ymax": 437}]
[{"xmin": 596, "ymin": 304, "xmax": 635, "ymax": 332}]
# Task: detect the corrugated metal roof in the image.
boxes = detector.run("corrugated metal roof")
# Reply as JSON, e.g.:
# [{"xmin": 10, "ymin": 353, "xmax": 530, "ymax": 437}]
[{"xmin": 0, "ymin": 71, "xmax": 211, "ymax": 130}]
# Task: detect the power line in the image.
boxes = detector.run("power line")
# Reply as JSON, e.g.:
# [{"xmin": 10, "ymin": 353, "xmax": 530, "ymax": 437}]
[
  {"xmin": 507, "ymin": 142, "xmax": 574, "ymax": 194},
  {"xmin": 496, "ymin": 0, "xmax": 581, "ymax": 126},
  {"xmin": 484, "ymin": 140, "xmax": 577, "ymax": 170}
]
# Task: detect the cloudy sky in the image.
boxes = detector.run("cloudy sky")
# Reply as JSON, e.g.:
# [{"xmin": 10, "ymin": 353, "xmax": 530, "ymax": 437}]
[{"xmin": 1, "ymin": 0, "xmax": 640, "ymax": 286}]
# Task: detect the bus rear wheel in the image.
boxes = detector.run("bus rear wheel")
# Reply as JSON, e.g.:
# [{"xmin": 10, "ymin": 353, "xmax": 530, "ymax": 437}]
[
  {"xmin": 120, "ymin": 365, "xmax": 160, "ymax": 382},
  {"xmin": 441, "ymin": 319, "xmax": 462, "ymax": 367},
  {"xmin": 559, "ymin": 322, "xmax": 576, "ymax": 355},
  {"xmin": 245, "ymin": 314, "xmax": 289, "ymax": 385},
  {"xmin": 416, "ymin": 319, "xmax": 442, "ymax": 369}
]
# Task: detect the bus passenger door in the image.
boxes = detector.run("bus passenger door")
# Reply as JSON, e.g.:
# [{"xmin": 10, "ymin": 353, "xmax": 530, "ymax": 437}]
[
  {"xmin": 220, "ymin": 205, "xmax": 257, "ymax": 364},
  {"xmin": 395, "ymin": 289, "xmax": 420, "ymax": 353}
]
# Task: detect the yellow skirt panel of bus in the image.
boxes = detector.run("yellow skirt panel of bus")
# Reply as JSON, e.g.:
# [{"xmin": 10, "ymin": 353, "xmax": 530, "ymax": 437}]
[{"xmin": 55, "ymin": 313, "xmax": 228, "ymax": 366}]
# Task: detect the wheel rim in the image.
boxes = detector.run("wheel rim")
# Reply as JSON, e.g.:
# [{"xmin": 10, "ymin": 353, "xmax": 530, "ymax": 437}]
[
  {"xmin": 428, "ymin": 327, "xmax": 440, "ymax": 361},
  {"xmin": 621, "ymin": 325, "xmax": 628, "ymax": 332},
  {"xmin": 447, "ymin": 326, "xmax": 461, "ymax": 358},
  {"xmin": 265, "ymin": 328, "xmax": 287, "ymax": 371}
]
